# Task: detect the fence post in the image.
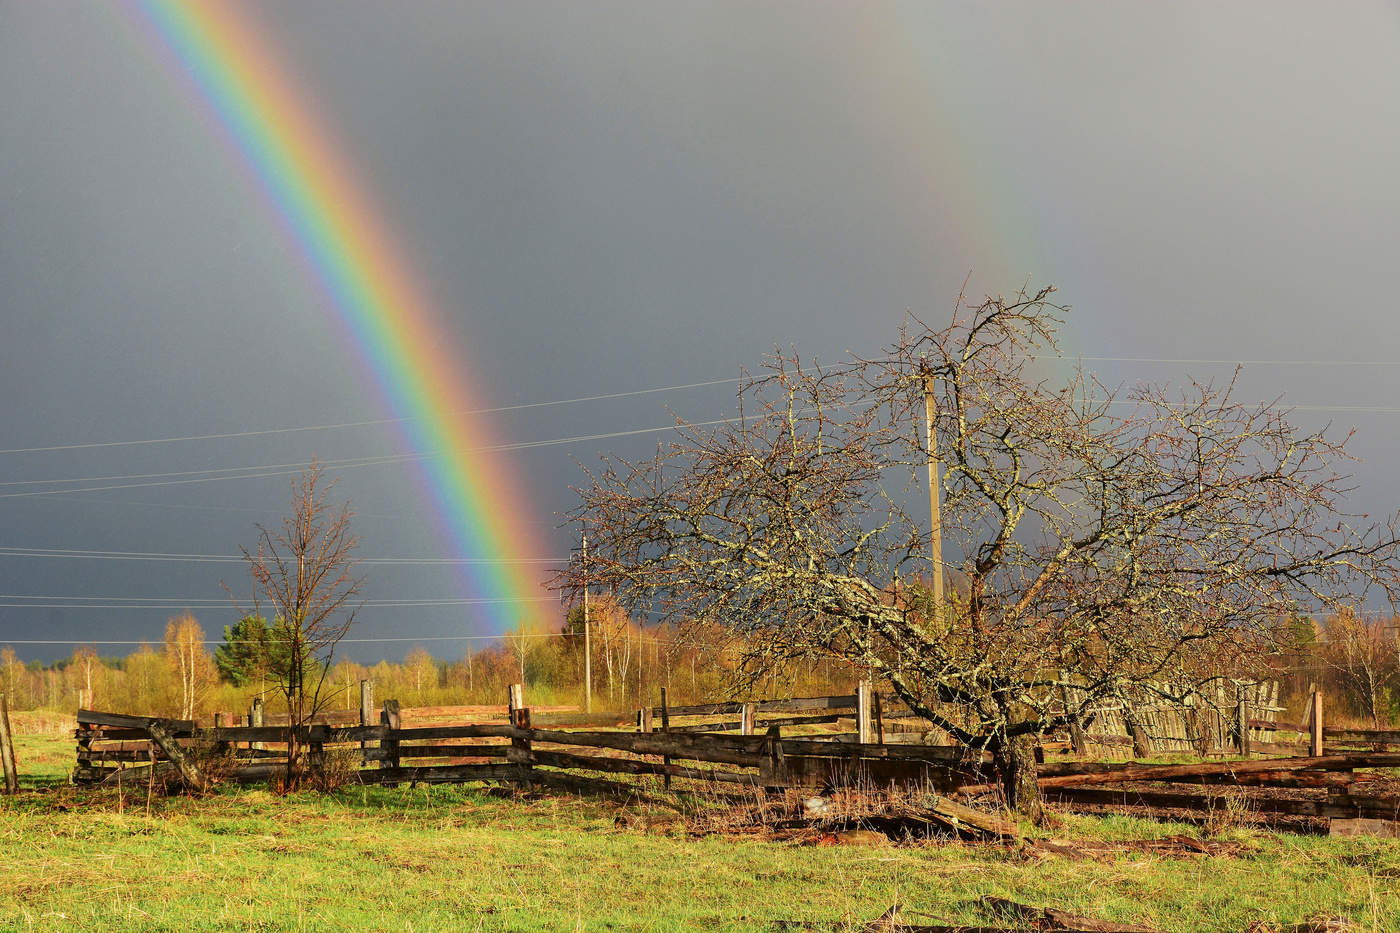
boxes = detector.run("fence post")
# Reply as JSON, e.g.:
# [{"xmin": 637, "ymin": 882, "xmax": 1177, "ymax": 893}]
[
  {"xmin": 1309, "ymin": 686, "xmax": 1324, "ymax": 757},
  {"xmin": 0, "ymin": 692, "xmax": 17, "ymax": 794},
  {"xmin": 638, "ymin": 706, "xmax": 654, "ymax": 733},
  {"xmin": 508, "ymin": 683, "xmax": 524, "ymax": 722},
  {"xmin": 1235, "ymin": 694, "xmax": 1251, "ymax": 757},
  {"xmin": 856, "ymin": 681, "xmax": 873, "ymax": 744},
  {"xmin": 660, "ymin": 687, "xmax": 672, "ymax": 791},
  {"xmin": 740, "ymin": 702, "xmax": 756, "ymax": 736},
  {"xmin": 381, "ymin": 699, "xmax": 401, "ymax": 784},
  {"xmin": 359, "ymin": 679, "xmax": 373, "ymax": 765},
  {"xmin": 761, "ymin": 724, "xmax": 786, "ymax": 791},
  {"xmin": 1058, "ymin": 671, "xmax": 1087, "ymax": 758},
  {"xmin": 510, "ymin": 687, "xmax": 533, "ymax": 787},
  {"xmin": 251, "ymin": 697, "xmax": 264, "ymax": 752},
  {"xmin": 872, "ymin": 691, "xmax": 885, "ymax": 745}
]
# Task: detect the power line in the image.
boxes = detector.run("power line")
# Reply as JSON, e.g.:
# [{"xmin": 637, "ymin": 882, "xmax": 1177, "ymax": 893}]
[
  {"xmin": 0, "ymin": 415, "xmax": 743, "ymax": 500},
  {"xmin": 0, "ymin": 596, "xmax": 558, "ymax": 607},
  {"xmin": 1048, "ymin": 356, "xmax": 1400, "ymax": 368},
  {"xmin": 0, "ymin": 546, "xmax": 565, "ymax": 565},
  {"xmin": 0, "ymin": 376, "xmax": 746, "ymax": 455},
  {"xmin": 3, "ymin": 354, "xmax": 1398, "ymax": 459}
]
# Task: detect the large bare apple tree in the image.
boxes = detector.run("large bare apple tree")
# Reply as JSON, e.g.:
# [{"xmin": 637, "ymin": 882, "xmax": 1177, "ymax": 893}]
[{"xmin": 560, "ymin": 287, "xmax": 1400, "ymax": 819}]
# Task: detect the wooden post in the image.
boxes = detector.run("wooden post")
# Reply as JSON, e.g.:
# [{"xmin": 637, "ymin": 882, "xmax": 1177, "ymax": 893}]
[
  {"xmin": 872, "ymin": 691, "xmax": 885, "ymax": 745},
  {"xmin": 250, "ymin": 697, "xmax": 264, "ymax": 752},
  {"xmin": 637, "ymin": 706, "xmax": 654, "ymax": 734},
  {"xmin": 740, "ymin": 702, "xmax": 756, "ymax": 737},
  {"xmin": 508, "ymin": 683, "xmax": 524, "ymax": 723},
  {"xmin": 922, "ymin": 369, "xmax": 945, "ymax": 621},
  {"xmin": 512, "ymin": 705, "xmax": 533, "ymax": 787},
  {"xmin": 146, "ymin": 719, "xmax": 205, "ymax": 792},
  {"xmin": 660, "ymin": 687, "xmax": 672, "ymax": 791},
  {"xmin": 761, "ymin": 724, "xmax": 786, "ymax": 791},
  {"xmin": 0, "ymin": 692, "xmax": 18, "ymax": 794},
  {"xmin": 1235, "ymin": 695, "xmax": 1251, "ymax": 757},
  {"xmin": 1058, "ymin": 672, "xmax": 1087, "ymax": 758},
  {"xmin": 856, "ymin": 680, "xmax": 873, "ymax": 744},
  {"xmin": 1310, "ymin": 686, "xmax": 1324, "ymax": 758},
  {"xmin": 582, "ymin": 531, "xmax": 592, "ymax": 714},
  {"xmin": 380, "ymin": 699, "xmax": 401, "ymax": 784},
  {"xmin": 359, "ymin": 679, "xmax": 373, "ymax": 765}
]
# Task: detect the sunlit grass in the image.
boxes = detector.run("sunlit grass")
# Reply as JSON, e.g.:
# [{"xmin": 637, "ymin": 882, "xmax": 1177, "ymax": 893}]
[{"xmin": 1, "ymin": 733, "xmax": 1397, "ymax": 931}]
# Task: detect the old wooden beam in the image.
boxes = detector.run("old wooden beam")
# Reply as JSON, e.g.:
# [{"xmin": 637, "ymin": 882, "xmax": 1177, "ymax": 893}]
[
  {"xmin": 998, "ymin": 754, "xmax": 1400, "ymax": 792},
  {"xmin": 145, "ymin": 718, "xmax": 205, "ymax": 791}
]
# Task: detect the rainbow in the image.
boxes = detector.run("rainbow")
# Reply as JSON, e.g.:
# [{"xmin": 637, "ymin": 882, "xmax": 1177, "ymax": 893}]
[{"xmin": 127, "ymin": 0, "xmax": 549, "ymax": 633}]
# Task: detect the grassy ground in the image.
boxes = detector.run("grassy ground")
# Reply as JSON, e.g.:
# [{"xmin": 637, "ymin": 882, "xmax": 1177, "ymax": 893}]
[{"xmin": 1, "ymin": 733, "xmax": 1398, "ymax": 932}]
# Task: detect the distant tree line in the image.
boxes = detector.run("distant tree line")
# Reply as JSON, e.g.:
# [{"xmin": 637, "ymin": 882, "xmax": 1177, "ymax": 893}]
[{"xmin": 0, "ymin": 606, "xmax": 1395, "ymax": 727}]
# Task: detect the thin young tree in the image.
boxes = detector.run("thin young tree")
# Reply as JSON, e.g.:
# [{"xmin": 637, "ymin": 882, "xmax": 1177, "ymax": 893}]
[
  {"xmin": 232, "ymin": 460, "xmax": 364, "ymax": 787},
  {"xmin": 560, "ymin": 286, "xmax": 1400, "ymax": 820}
]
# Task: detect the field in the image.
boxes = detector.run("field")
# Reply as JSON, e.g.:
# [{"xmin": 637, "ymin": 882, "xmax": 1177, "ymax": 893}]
[{"xmin": 2, "ymin": 733, "xmax": 1399, "ymax": 932}]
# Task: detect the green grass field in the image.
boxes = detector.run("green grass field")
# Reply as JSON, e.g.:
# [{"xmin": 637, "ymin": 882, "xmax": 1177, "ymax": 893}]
[{"xmin": 2, "ymin": 733, "xmax": 1398, "ymax": 932}]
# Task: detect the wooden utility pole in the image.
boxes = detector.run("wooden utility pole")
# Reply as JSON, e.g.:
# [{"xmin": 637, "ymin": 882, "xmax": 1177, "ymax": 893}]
[
  {"xmin": 583, "ymin": 531, "xmax": 592, "ymax": 714},
  {"xmin": 922, "ymin": 369, "xmax": 945, "ymax": 616}
]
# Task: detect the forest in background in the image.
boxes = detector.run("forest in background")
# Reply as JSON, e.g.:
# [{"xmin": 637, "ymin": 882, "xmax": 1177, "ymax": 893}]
[{"xmin": 3, "ymin": 600, "xmax": 1397, "ymax": 730}]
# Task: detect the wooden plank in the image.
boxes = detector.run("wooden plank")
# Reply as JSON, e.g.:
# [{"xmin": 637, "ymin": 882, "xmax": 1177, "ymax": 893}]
[
  {"xmin": 1322, "ymin": 729, "xmax": 1400, "ymax": 743},
  {"xmin": 521, "ymin": 727, "xmax": 969, "ymax": 766},
  {"xmin": 1310, "ymin": 689, "xmax": 1324, "ymax": 757},
  {"xmin": 663, "ymin": 713, "xmax": 842, "ymax": 734},
  {"xmin": 525, "ymin": 748, "xmax": 758, "ymax": 785},
  {"xmin": 1044, "ymin": 786, "xmax": 1326, "ymax": 818},
  {"xmin": 1022, "ymin": 754, "xmax": 1400, "ymax": 791},
  {"xmin": 363, "ymin": 745, "xmax": 510, "ymax": 761},
  {"xmin": 359, "ymin": 763, "xmax": 523, "ymax": 785},
  {"xmin": 78, "ymin": 710, "xmax": 195, "ymax": 732},
  {"xmin": 651, "ymin": 694, "xmax": 858, "ymax": 718}
]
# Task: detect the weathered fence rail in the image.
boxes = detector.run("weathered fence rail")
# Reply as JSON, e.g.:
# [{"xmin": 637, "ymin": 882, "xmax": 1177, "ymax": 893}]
[{"xmin": 69, "ymin": 684, "xmax": 1400, "ymax": 837}]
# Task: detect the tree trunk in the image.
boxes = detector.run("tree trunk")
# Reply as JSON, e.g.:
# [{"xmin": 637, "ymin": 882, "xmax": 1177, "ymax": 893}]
[{"xmin": 994, "ymin": 733, "xmax": 1043, "ymax": 824}]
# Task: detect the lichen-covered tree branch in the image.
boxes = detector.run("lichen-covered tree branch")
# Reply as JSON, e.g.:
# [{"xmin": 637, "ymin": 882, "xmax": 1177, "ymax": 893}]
[{"xmin": 559, "ymin": 287, "xmax": 1400, "ymax": 819}]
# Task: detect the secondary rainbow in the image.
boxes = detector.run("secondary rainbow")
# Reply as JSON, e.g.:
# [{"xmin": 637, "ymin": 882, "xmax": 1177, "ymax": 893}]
[{"xmin": 128, "ymin": 0, "xmax": 549, "ymax": 633}]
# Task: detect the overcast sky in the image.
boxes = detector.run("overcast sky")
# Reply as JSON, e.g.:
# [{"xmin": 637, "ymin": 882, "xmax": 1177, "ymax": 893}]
[{"xmin": 3, "ymin": 1, "xmax": 1399, "ymax": 661}]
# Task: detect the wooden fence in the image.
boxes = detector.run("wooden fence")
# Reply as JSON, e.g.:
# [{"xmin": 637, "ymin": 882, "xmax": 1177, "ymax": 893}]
[
  {"xmin": 68, "ymin": 682, "xmax": 1400, "ymax": 837},
  {"xmin": 72, "ymin": 686, "xmax": 970, "ymax": 795}
]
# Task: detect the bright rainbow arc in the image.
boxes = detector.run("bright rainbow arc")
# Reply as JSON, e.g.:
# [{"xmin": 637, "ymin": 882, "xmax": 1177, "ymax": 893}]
[{"xmin": 130, "ymin": 0, "xmax": 549, "ymax": 634}]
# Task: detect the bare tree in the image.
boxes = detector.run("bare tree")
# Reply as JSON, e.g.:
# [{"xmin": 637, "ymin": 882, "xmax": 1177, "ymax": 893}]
[
  {"xmin": 560, "ymin": 286, "xmax": 1400, "ymax": 820},
  {"xmin": 1320, "ymin": 610, "xmax": 1400, "ymax": 727},
  {"xmin": 232, "ymin": 461, "xmax": 364, "ymax": 786}
]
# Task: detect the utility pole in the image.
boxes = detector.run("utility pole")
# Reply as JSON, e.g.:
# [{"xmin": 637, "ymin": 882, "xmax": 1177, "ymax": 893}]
[
  {"xmin": 582, "ymin": 531, "xmax": 592, "ymax": 713},
  {"xmin": 922, "ymin": 367, "xmax": 945, "ymax": 617}
]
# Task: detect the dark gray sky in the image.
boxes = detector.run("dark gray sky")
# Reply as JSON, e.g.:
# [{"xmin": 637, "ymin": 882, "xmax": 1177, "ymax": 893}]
[{"xmin": 3, "ymin": 2, "xmax": 1398, "ymax": 660}]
